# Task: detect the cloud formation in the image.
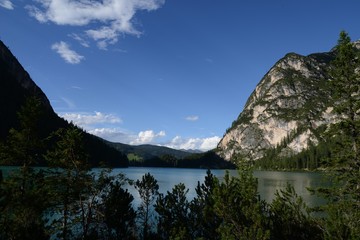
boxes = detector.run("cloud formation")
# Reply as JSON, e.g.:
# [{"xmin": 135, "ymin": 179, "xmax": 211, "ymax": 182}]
[
  {"xmin": 27, "ymin": 0, "xmax": 165, "ymax": 49},
  {"xmin": 61, "ymin": 112, "xmax": 122, "ymax": 126},
  {"xmin": 166, "ymin": 136, "xmax": 221, "ymax": 151},
  {"xmin": 0, "ymin": 0, "xmax": 13, "ymax": 10},
  {"xmin": 185, "ymin": 115, "xmax": 199, "ymax": 121},
  {"xmin": 75, "ymin": 123, "xmax": 219, "ymax": 151},
  {"xmin": 89, "ymin": 128, "xmax": 133, "ymax": 143},
  {"xmin": 59, "ymin": 112, "xmax": 217, "ymax": 151},
  {"xmin": 51, "ymin": 41, "xmax": 84, "ymax": 64},
  {"xmin": 130, "ymin": 130, "xmax": 166, "ymax": 145}
]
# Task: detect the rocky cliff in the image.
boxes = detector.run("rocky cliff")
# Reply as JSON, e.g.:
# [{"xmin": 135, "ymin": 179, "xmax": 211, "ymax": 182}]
[{"xmin": 216, "ymin": 43, "xmax": 359, "ymax": 162}]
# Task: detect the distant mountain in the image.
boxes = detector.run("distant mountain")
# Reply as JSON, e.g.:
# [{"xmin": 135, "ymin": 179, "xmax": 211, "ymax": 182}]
[
  {"xmin": 107, "ymin": 142, "xmax": 196, "ymax": 160},
  {"xmin": 0, "ymin": 40, "xmax": 128, "ymax": 167},
  {"xmin": 106, "ymin": 141, "xmax": 234, "ymax": 169},
  {"xmin": 181, "ymin": 149, "xmax": 204, "ymax": 154},
  {"xmin": 217, "ymin": 40, "xmax": 360, "ymax": 163}
]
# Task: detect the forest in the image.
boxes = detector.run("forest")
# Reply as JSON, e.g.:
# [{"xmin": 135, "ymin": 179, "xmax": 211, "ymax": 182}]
[{"xmin": 0, "ymin": 32, "xmax": 360, "ymax": 239}]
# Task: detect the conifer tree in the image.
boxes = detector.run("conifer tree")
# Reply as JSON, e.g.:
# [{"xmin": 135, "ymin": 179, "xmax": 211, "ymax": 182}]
[
  {"xmin": 155, "ymin": 183, "xmax": 191, "ymax": 239},
  {"xmin": 321, "ymin": 31, "xmax": 360, "ymax": 239},
  {"xmin": 45, "ymin": 126, "xmax": 91, "ymax": 239},
  {"xmin": 189, "ymin": 169, "xmax": 221, "ymax": 239},
  {"xmin": 212, "ymin": 170, "xmax": 270, "ymax": 240},
  {"xmin": 0, "ymin": 96, "xmax": 49, "ymax": 239},
  {"xmin": 101, "ymin": 180, "xmax": 136, "ymax": 240},
  {"xmin": 135, "ymin": 172, "xmax": 159, "ymax": 239}
]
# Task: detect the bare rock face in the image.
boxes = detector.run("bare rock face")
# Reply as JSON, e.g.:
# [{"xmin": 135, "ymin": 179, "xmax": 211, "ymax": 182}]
[{"xmin": 217, "ymin": 49, "xmax": 338, "ymax": 161}]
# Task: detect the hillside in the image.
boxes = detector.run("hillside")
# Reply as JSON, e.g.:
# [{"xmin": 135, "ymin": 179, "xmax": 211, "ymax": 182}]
[
  {"xmin": 108, "ymin": 142, "xmax": 195, "ymax": 160},
  {"xmin": 217, "ymin": 41, "xmax": 360, "ymax": 163},
  {"xmin": 0, "ymin": 40, "xmax": 128, "ymax": 167}
]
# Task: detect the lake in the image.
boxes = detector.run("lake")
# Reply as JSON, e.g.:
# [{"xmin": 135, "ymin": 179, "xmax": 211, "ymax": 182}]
[
  {"xmin": 1, "ymin": 166, "xmax": 328, "ymax": 207},
  {"xmin": 111, "ymin": 167, "xmax": 328, "ymax": 207}
]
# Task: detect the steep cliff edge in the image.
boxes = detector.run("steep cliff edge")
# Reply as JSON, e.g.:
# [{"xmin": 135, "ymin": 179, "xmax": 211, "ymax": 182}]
[{"xmin": 216, "ymin": 44, "xmax": 354, "ymax": 162}]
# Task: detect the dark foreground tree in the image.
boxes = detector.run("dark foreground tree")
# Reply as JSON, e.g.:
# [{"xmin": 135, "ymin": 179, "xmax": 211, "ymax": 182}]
[
  {"xmin": 212, "ymin": 170, "xmax": 270, "ymax": 240},
  {"xmin": 319, "ymin": 31, "xmax": 360, "ymax": 239},
  {"xmin": 135, "ymin": 173, "xmax": 159, "ymax": 239},
  {"xmin": 101, "ymin": 180, "xmax": 136, "ymax": 240},
  {"xmin": 155, "ymin": 183, "xmax": 191, "ymax": 239},
  {"xmin": 189, "ymin": 169, "xmax": 221, "ymax": 239},
  {"xmin": 45, "ymin": 127, "xmax": 91, "ymax": 239},
  {"xmin": 0, "ymin": 97, "xmax": 49, "ymax": 239},
  {"xmin": 269, "ymin": 184, "xmax": 322, "ymax": 240}
]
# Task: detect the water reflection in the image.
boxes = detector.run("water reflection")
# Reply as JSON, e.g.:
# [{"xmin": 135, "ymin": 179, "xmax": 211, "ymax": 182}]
[
  {"xmin": 1, "ymin": 166, "xmax": 329, "ymax": 207},
  {"xmin": 113, "ymin": 167, "xmax": 328, "ymax": 207}
]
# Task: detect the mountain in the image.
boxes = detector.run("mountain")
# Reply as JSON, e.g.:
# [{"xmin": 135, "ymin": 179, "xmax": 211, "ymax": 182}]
[
  {"xmin": 107, "ymin": 142, "xmax": 195, "ymax": 160},
  {"xmin": 105, "ymin": 141, "xmax": 235, "ymax": 169},
  {"xmin": 217, "ymin": 41, "xmax": 360, "ymax": 162},
  {"xmin": 0, "ymin": 40, "xmax": 128, "ymax": 167}
]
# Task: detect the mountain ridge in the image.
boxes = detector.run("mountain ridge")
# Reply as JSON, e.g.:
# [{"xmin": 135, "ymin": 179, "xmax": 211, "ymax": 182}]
[
  {"xmin": 106, "ymin": 141, "xmax": 196, "ymax": 160},
  {"xmin": 0, "ymin": 39, "xmax": 229, "ymax": 169},
  {"xmin": 0, "ymin": 40, "xmax": 128, "ymax": 167},
  {"xmin": 216, "ymin": 43, "xmax": 348, "ymax": 162}
]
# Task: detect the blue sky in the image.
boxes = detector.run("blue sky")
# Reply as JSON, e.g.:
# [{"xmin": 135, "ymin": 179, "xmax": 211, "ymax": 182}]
[{"xmin": 1, "ymin": 0, "xmax": 360, "ymax": 151}]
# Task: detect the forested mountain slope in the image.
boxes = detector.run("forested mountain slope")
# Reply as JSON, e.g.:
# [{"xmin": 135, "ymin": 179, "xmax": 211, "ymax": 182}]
[{"xmin": 0, "ymin": 40, "xmax": 128, "ymax": 167}]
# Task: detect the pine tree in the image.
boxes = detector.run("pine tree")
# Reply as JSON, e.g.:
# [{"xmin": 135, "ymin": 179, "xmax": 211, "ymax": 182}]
[
  {"xmin": 101, "ymin": 180, "xmax": 136, "ymax": 240},
  {"xmin": 45, "ymin": 127, "xmax": 91, "ymax": 239},
  {"xmin": 189, "ymin": 169, "xmax": 221, "ymax": 239},
  {"xmin": 155, "ymin": 183, "xmax": 191, "ymax": 239},
  {"xmin": 134, "ymin": 173, "xmax": 159, "ymax": 239},
  {"xmin": 0, "ymin": 96, "xmax": 49, "ymax": 239},
  {"xmin": 321, "ymin": 31, "xmax": 360, "ymax": 239},
  {"xmin": 212, "ymin": 170, "xmax": 270, "ymax": 240},
  {"xmin": 269, "ymin": 183, "xmax": 322, "ymax": 240}
]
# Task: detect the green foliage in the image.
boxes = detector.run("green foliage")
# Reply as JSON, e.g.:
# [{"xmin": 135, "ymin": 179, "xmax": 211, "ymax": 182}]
[
  {"xmin": 328, "ymin": 31, "xmax": 360, "ymax": 167},
  {"xmin": 212, "ymin": 170, "xmax": 270, "ymax": 240},
  {"xmin": 3, "ymin": 31, "xmax": 360, "ymax": 240},
  {"xmin": 0, "ymin": 169, "xmax": 49, "ymax": 240},
  {"xmin": 45, "ymin": 127, "xmax": 91, "ymax": 239},
  {"xmin": 130, "ymin": 151, "xmax": 235, "ymax": 169},
  {"xmin": 101, "ymin": 180, "xmax": 136, "ymax": 240},
  {"xmin": 0, "ymin": 96, "xmax": 49, "ymax": 239},
  {"xmin": 269, "ymin": 183, "xmax": 322, "ymax": 240},
  {"xmin": 0, "ymin": 96, "xmax": 45, "ymax": 166},
  {"xmin": 317, "ymin": 30, "xmax": 360, "ymax": 240},
  {"xmin": 227, "ymin": 109, "xmax": 253, "ymax": 133},
  {"xmin": 135, "ymin": 173, "xmax": 159, "ymax": 239},
  {"xmin": 256, "ymin": 139, "xmax": 332, "ymax": 171},
  {"xmin": 155, "ymin": 183, "xmax": 191, "ymax": 239},
  {"xmin": 189, "ymin": 169, "xmax": 221, "ymax": 239}
]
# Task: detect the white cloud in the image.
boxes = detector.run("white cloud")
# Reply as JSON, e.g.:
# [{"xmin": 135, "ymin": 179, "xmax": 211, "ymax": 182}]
[
  {"xmin": 166, "ymin": 136, "xmax": 221, "ymax": 151},
  {"xmin": 88, "ymin": 128, "xmax": 133, "ymax": 143},
  {"xmin": 88, "ymin": 128, "xmax": 166, "ymax": 145},
  {"xmin": 130, "ymin": 130, "xmax": 166, "ymax": 145},
  {"xmin": 71, "ymin": 85, "xmax": 83, "ymax": 90},
  {"xmin": 199, "ymin": 136, "xmax": 222, "ymax": 151},
  {"xmin": 185, "ymin": 115, "xmax": 199, "ymax": 121},
  {"xmin": 69, "ymin": 33, "xmax": 90, "ymax": 48},
  {"xmin": 27, "ymin": 0, "xmax": 165, "ymax": 49},
  {"xmin": 68, "ymin": 121, "xmax": 219, "ymax": 151},
  {"xmin": 51, "ymin": 41, "xmax": 84, "ymax": 64},
  {"xmin": 61, "ymin": 112, "xmax": 122, "ymax": 126},
  {"xmin": 0, "ymin": 0, "xmax": 14, "ymax": 10},
  {"xmin": 61, "ymin": 97, "xmax": 76, "ymax": 109}
]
